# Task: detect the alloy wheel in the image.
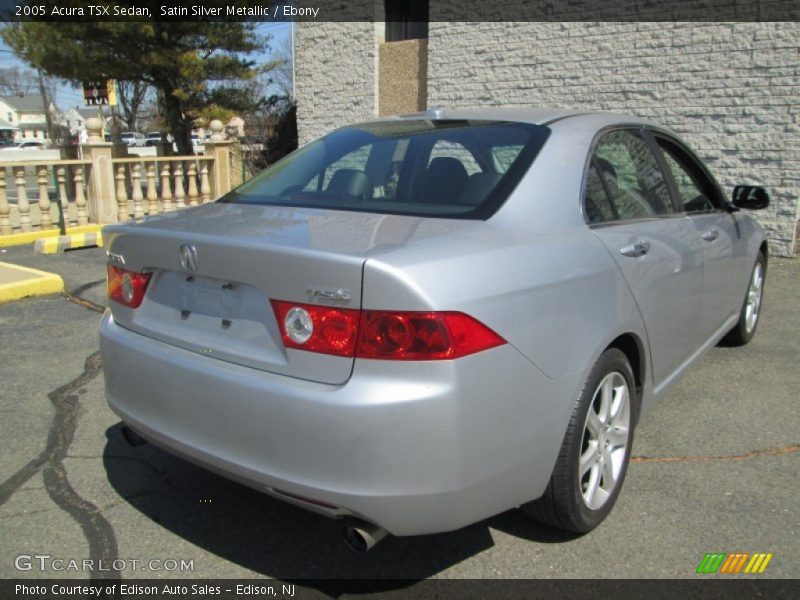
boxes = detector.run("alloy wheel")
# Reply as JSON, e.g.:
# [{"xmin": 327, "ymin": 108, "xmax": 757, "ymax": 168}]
[
  {"xmin": 579, "ymin": 371, "xmax": 631, "ymax": 511},
  {"xmin": 745, "ymin": 262, "xmax": 764, "ymax": 335}
]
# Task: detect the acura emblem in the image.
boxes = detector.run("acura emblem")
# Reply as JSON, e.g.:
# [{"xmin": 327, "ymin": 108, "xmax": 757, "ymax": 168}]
[{"xmin": 180, "ymin": 244, "xmax": 198, "ymax": 271}]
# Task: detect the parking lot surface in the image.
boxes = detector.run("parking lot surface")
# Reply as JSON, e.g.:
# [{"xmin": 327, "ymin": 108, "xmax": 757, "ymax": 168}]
[{"xmin": 0, "ymin": 244, "xmax": 797, "ymax": 582}]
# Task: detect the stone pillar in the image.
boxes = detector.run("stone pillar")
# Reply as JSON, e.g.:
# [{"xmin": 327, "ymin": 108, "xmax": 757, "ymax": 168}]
[
  {"xmin": 80, "ymin": 117, "xmax": 118, "ymax": 224},
  {"xmin": 203, "ymin": 120, "xmax": 236, "ymax": 198}
]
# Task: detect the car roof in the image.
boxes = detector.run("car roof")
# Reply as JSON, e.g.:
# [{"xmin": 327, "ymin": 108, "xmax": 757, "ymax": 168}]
[{"xmin": 363, "ymin": 107, "xmax": 656, "ymax": 129}]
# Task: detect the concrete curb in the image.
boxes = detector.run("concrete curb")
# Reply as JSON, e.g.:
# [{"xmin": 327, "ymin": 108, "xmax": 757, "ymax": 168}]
[
  {"xmin": 0, "ymin": 224, "xmax": 103, "ymax": 248},
  {"xmin": 0, "ymin": 262, "xmax": 64, "ymax": 303},
  {"xmin": 34, "ymin": 231, "xmax": 104, "ymax": 254}
]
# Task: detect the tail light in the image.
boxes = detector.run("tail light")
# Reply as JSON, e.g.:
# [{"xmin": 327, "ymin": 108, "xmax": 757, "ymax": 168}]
[
  {"xmin": 357, "ymin": 311, "xmax": 505, "ymax": 360},
  {"xmin": 271, "ymin": 301, "xmax": 505, "ymax": 360},
  {"xmin": 271, "ymin": 300, "xmax": 360, "ymax": 356},
  {"xmin": 107, "ymin": 265, "xmax": 152, "ymax": 309}
]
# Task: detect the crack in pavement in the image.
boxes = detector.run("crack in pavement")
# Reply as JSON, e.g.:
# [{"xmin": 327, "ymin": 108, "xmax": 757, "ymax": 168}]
[
  {"xmin": 63, "ymin": 280, "xmax": 106, "ymax": 313},
  {"xmin": 631, "ymin": 443, "xmax": 800, "ymax": 463},
  {"xmin": 0, "ymin": 352, "xmax": 120, "ymax": 579},
  {"xmin": 0, "ymin": 352, "xmax": 102, "ymax": 507},
  {"xmin": 1, "ymin": 282, "xmax": 120, "ymax": 582}
]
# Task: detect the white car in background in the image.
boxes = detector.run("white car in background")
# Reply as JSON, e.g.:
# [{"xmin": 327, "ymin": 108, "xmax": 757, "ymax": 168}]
[
  {"xmin": 0, "ymin": 140, "xmax": 47, "ymax": 150},
  {"xmin": 145, "ymin": 132, "xmax": 165, "ymax": 146},
  {"xmin": 120, "ymin": 132, "xmax": 146, "ymax": 147}
]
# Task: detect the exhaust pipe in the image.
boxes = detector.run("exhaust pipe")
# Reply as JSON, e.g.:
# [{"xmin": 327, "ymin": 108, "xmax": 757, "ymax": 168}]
[
  {"xmin": 343, "ymin": 519, "xmax": 388, "ymax": 552},
  {"xmin": 121, "ymin": 425, "xmax": 147, "ymax": 447}
]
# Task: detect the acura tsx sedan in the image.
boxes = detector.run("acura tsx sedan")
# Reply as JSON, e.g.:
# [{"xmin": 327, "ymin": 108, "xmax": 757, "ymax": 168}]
[{"xmin": 100, "ymin": 109, "xmax": 769, "ymax": 550}]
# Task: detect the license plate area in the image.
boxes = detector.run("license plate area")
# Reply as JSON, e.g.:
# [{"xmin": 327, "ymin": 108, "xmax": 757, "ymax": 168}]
[
  {"xmin": 131, "ymin": 270, "xmax": 285, "ymax": 368},
  {"xmin": 179, "ymin": 275, "xmax": 242, "ymax": 320}
]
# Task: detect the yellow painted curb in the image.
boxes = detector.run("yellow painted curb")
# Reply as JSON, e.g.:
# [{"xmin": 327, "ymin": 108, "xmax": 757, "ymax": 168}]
[
  {"xmin": 0, "ymin": 224, "xmax": 103, "ymax": 248},
  {"xmin": 34, "ymin": 231, "xmax": 104, "ymax": 254},
  {"xmin": 0, "ymin": 262, "xmax": 64, "ymax": 303}
]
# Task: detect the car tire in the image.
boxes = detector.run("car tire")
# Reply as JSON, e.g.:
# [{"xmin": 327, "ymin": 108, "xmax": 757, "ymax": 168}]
[
  {"xmin": 523, "ymin": 348, "xmax": 637, "ymax": 533},
  {"xmin": 721, "ymin": 251, "xmax": 766, "ymax": 346}
]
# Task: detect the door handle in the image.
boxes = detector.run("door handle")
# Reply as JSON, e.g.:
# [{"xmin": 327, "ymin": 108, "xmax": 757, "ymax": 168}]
[
  {"xmin": 702, "ymin": 228, "xmax": 719, "ymax": 242},
  {"xmin": 620, "ymin": 240, "xmax": 651, "ymax": 258}
]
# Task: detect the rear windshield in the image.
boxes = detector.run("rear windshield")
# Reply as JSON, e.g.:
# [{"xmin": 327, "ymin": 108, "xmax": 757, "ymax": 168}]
[{"xmin": 219, "ymin": 120, "xmax": 550, "ymax": 219}]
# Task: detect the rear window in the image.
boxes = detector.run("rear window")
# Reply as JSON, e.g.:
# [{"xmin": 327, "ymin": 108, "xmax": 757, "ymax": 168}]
[{"xmin": 220, "ymin": 120, "xmax": 549, "ymax": 219}]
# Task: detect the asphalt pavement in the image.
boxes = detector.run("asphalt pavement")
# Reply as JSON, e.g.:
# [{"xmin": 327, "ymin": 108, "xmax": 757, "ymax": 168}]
[{"xmin": 0, "ymin": 243, "xmax": 797, "ymax": 585}]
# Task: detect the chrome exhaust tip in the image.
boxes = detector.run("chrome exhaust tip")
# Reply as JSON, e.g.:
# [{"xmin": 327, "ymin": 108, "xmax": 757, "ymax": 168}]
[
  {"xmin": 343, "ymin": 519, "xmax": 388, "ymax": 552},
  {"xmin": 120, "ymin": 425, "xmax": 147, "ymax": 447}
]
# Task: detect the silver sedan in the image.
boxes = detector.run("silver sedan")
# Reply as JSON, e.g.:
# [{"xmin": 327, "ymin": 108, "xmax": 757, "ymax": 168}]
[{"xmin": 100, "ymin": 109, "xmax": 769, "ymax": 551}]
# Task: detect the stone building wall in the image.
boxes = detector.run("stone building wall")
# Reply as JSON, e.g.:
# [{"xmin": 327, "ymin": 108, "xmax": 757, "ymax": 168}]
[
  {"xmin": 294, "ymin": 21, "xmax": 799, "ymax": 255},
  {"xmin": 427, "ymin": 22, "xmax": 799, "ymax": 255},
  {"xmin": 294, "ymin": 22, "xmax": 379, "ymax": 146}
]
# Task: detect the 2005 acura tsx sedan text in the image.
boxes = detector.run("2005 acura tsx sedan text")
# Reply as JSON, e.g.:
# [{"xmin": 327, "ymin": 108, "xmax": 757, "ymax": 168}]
[{"xmin": 100, "ymin": 109, "xmax": 769, "ymax": 551}]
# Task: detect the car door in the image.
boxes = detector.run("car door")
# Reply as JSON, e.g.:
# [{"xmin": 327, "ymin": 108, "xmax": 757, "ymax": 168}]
[
  {"xmin": 585, "ymin": 128, "xmax": 705, "ymax": 386},
  {"xmin": 651, "ymin": 133, "xmax": 745, "ymax": 334}
]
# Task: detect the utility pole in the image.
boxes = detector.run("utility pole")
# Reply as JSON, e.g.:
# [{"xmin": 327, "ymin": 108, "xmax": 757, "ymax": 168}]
[{"xmin": 37, "ymin": 68, "xmax": 57, "ymax": 143}]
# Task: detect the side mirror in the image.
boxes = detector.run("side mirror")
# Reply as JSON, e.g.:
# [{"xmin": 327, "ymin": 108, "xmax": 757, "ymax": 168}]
[{"xmin": 732, "ymin": 185, "xmax": 769, "ymax": 210}]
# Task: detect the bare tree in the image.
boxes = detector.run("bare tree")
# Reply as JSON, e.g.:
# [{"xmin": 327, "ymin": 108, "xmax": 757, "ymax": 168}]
[
  {"xmin": 269, "ymin": 37, "xmax": 293, "ymax": 99},
  {"xmin": 115, "ymin": 80, "xmax": 153, "ymax": 132},
  {"xmin": 0, "ymin": 66, "xmax": 38, "ymax": 95}
]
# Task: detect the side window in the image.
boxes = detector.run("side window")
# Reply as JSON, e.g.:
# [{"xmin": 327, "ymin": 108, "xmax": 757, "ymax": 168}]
[
  {"xmin": 584, "ymin": 162, "xmax": 617, "ymax": 223},
  {"xmin": 656, "ymin": 138, "xmax": 721, "ymax": 213},
  {"xmin": 591, "ymin": 129, "xmax": 674, "ymax": 221}
]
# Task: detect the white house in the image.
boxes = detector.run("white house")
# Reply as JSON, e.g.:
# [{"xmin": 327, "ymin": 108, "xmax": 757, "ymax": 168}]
[{"xmin": 0, "ymin": 94, "xmax": 54, "ymax": 141}]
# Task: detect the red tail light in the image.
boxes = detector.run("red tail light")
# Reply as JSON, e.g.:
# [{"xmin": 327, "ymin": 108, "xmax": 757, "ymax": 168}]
[
  {"xmin": 107, "ymin": 265, "xmax": 152, "ymax": 309},
  {"xmin": 270, "ymin": 300, "xmax": 360, "ymax": 356},
  {"xmin": 271, "ymin": 301, "xmax": 505, "ymax": 360},
  {"xmin": 356, "ymin": 311, "xmax": 505, "ymax": 360}
]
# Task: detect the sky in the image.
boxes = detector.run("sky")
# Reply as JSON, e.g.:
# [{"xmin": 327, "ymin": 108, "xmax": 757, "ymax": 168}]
[{"xmin": 0, "ymin": 21, "xmax": 292, "ymax": 110}]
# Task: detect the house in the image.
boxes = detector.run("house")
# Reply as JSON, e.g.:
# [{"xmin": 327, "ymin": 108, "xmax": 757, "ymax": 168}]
[
  {"xmin": 0, "ymin": 118, "xmax": 18, "ymax": 144},
  {"xmin": 58, "ymin": 106, "xmax": 110, "ymax": 136},
  {"xmin": 293, "ymin": 6, "xmax": 799, "ymax": 256},
  {"xmin": 0, "ymin": 94, "xmax": 54, "ymax": 141}
]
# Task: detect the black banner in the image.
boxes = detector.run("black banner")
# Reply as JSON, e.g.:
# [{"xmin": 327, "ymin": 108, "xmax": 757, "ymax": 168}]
[
  {"xmin": 2, "ymin": 579, "xmax": 799, "ymax": 600},
  {"xmin": 0, "ymin": 0, "xmax": 797, "ymax": 22}
]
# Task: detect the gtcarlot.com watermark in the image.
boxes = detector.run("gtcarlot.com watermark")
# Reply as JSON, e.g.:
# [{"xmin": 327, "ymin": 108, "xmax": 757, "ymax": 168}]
[{"xmin": 14, "ymin": 553, "xmax": 194, "ymax": 573}]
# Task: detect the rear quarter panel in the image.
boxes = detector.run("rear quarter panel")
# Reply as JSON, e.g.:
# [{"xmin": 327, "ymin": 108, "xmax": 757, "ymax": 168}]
[{"xmin": 365, "ymin": 225, "xmax": 648, "ymax": 382}]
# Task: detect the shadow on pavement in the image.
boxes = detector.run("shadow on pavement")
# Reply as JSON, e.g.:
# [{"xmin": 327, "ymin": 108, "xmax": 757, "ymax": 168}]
[{"xmin": 103, "ymin": 423, "xmax": 579, "ymax": 586}]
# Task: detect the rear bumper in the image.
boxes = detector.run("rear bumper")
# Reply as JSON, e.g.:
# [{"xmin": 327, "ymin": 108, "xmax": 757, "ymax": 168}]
[{"xmin": 100, "ymin": 312, "xmax": 580, "ymax": 536}]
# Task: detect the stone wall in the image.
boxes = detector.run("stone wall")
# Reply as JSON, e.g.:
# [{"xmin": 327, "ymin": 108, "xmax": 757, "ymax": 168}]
[
  {"xmin": 294, "ymin": 22, "xmax": 379, "ymax": 146},
  {"xmin": 294, "ymin": 21, "xmax": 799, "ymax": 254},
  {"xmin": 427, "ymin": 22, "xmax": 799, "ymax": 256}
]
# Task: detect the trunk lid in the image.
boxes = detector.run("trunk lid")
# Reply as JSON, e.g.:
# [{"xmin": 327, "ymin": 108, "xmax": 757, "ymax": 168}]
[{"xmin": 104, "ymin": 203, "xmax": 440, "ymax": 385}]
